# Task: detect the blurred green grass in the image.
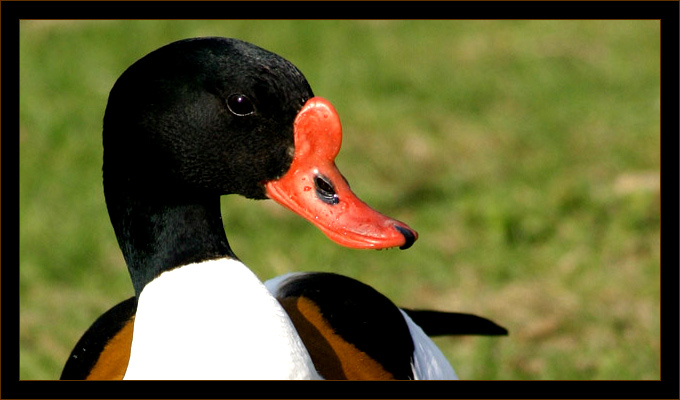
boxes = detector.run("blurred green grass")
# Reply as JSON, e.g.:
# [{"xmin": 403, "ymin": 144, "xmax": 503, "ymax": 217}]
[{"xmin": 19, "ymin": 20, "xmax": 660, "ymax": 380}]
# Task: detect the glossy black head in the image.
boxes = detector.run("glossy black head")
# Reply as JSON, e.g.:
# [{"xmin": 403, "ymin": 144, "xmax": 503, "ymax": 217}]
[
  {"xmin": 102, "ymin": 38, "xmax": 314, "ymax": 294},
  {"xmin": 103, "ymin": 37, "xmax": 314, "ymax": 200}
]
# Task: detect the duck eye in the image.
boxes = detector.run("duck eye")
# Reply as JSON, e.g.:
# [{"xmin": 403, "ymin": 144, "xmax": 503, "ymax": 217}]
[{"xmin": 226, "ymin": 94, "xmax": 255, "ymax": 116}]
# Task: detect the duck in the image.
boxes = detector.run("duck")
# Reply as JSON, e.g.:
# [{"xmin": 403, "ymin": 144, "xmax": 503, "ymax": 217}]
[{"xmin": 60, "ymin": 37, "xmax": 506, "ymax": 380}]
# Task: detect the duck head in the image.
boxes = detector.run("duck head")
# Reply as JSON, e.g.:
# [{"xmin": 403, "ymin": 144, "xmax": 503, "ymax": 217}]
[{"xmin": 103, "ymin": 37, "xmax": 417, "ymax": 293}]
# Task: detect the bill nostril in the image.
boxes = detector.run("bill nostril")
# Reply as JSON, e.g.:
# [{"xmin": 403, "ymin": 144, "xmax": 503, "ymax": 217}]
[
  {"xmin": 314, "ymin": 174, "xmax": 339, "ymax": 205},
  {"xmin": 395, "ymin": 225, "xmax": 417, "ymax": 250}
]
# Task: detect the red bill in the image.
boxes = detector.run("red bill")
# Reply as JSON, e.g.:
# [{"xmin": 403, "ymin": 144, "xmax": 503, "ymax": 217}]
[{"xmin": 265, "ymin": 97, "xmax": 417, "ymax": 250}]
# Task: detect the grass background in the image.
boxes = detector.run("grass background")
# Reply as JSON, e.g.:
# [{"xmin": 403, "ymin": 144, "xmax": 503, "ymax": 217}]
[{"xmin": 19, "ymin": 20, "xmax": 660, "ymax": 380}]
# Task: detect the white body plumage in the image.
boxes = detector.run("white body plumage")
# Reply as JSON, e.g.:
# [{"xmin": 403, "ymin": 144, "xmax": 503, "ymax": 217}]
[{"xmin": 123, "ymin": 258, "xmax": 321, "ymax": 380}]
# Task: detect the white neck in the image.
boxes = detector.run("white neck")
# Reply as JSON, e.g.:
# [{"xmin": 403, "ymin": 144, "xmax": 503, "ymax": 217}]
[{"xmin": 123, "ymin": 258, "xmax": 320, "ymax": 380}]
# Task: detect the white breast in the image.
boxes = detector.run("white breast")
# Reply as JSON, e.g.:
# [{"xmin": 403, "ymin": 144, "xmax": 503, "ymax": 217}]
[{"xmin": 123, "ymin": 258, "xmax": 320, "ymax": 380}]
